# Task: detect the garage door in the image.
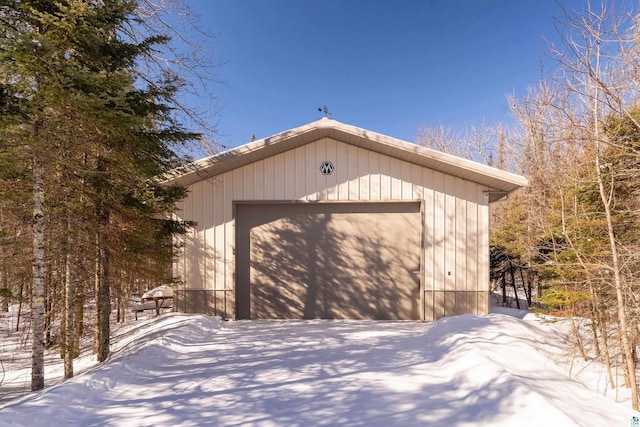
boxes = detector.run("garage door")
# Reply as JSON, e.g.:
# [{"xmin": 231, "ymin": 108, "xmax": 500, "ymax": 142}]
[{"xmin": 236, "ymin": 202, "xmax": 421, "ymax": 320}]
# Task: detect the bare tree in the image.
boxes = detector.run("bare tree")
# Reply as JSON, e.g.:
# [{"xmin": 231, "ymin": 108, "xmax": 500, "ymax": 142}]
[
  {"xmin": 415, "ymin": 122, "xmax": 502, "ymax": 166},
  {"xmin": 509, "ymin": 0, "xmax": 640, "ymax": 409},
  {"xmin": 558, "ymin": 1, "xmax": 638, "ymax": 410}
]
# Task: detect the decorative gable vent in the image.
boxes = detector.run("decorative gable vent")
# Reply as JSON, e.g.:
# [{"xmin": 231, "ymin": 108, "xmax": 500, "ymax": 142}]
[{"xmin": 319, "ymin": 161, "xmax": 334, "ymax": 175}]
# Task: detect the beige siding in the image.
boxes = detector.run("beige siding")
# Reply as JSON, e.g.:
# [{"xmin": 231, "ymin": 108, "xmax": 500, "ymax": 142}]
[
  {"xmin": 347, "ymin": 144, "xmax": 359, "ymax": 200},
  {"xmin": 173, "ymin": 137, "xmax": 490, "ymax": 320},
  {"xmin": 444, "ymin": 178, "xmax": 455, "ymax": 292},
  {"xmin": 423, "ymin": 168, "xmax": 435, "ymax": 294},
  {"xmin": 369, "ymin": 150, "xmax": 381, "ymax": 200},
  {"xmin": 380, "ymin": 154, "xmax": 391, "ymax": 200},
  {"xmin": 432, "ymin": 170, "xmax": 446, "ymax": 295},
  {"xmin": 273, "ymin": 153, "xmax": 284, "ymax": 199},
  {"xmin": 213, "ymin": 180, "xmax": 225, "ymax": 291},
  {"xmin": 477, "ymin": 184, "xmax": 490, "ymax": 313},
  {"xmin": 455, "ymin": 177, "xmax": 467, "ymax": 293},
  {"xmin": 336, "ymin": 143, "xmax": 349, "ymax": 200}
]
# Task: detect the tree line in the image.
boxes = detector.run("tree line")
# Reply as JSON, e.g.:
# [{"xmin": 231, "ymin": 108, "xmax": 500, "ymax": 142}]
[
  {"xmin": 418, "ymin": 1, "xmax": 640, "ymax": 410},
  {"xmin": 0, "ymin": 0, "xmax": 215, "ymax": 391}
]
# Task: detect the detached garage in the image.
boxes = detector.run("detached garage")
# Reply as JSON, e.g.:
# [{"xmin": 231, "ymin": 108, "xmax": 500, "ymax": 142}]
[{"xmin": 166, "ymin": 118, "xmax": 527, "ymax": 321}]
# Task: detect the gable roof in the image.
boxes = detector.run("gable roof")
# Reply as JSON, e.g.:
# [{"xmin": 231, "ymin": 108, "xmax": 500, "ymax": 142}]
[{"xmin": 164, "ymin": 118, "xmax": 528, "ymax": 202}]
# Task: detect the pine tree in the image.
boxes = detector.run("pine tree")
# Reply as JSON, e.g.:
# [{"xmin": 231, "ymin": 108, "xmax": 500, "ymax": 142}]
[{"xmin": 0, "ymin": 0, "xmax": 201, "ymax": 387}]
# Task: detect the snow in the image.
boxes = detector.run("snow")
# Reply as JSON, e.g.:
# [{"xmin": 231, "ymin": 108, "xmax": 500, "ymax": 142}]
[
  {"xmin": 141, "ymin": 285, "xmax": 174, "ymax": 299},
  {"xmin": 1, "ymin": 309, "xmax": 638, "ymax": 426}
]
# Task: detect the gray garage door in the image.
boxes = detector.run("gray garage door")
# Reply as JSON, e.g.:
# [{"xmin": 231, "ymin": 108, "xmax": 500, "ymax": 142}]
[{"xmin": 236, "ymin": 202, "xmax": 421, "ymax": 320}]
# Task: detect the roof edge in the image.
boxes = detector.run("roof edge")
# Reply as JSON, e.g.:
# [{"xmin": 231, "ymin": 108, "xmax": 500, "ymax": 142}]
[{"xmin": 163, "ymin": 118, "xmax": 528, "ymax": 197}]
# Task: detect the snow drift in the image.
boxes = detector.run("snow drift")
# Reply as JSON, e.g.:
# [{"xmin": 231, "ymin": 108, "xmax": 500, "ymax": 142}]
[{"xmin": 0, "ymin": 312, "xmax": 637, "ymax": 426}]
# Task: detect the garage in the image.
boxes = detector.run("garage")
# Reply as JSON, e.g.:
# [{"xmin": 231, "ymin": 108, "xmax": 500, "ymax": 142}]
[
  {"xmin": 236, "ymin": 202, "xmax": 421, "ymax": 320},
  {"xmin": 167, "ymin": 118, "xmax": 527, "ymax": 321}
]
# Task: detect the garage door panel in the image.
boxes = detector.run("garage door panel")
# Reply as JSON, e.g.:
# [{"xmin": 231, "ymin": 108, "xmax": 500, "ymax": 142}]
[
  {"xmin": 236, "ymin": 202, "xmax": 421, "ymax": 320},
  {"xmin": 251, "ymin": 281, "xmax": 305, "ymax": 319},
  {"xmin": 328, "ymin": 215, "xmax": 419, "ymax": 240}
]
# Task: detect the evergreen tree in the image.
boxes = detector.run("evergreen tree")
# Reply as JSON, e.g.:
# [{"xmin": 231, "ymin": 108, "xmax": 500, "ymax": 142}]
[{"xmin": 0, "ymin": 0, "xmax": 201, "ymax": 387}]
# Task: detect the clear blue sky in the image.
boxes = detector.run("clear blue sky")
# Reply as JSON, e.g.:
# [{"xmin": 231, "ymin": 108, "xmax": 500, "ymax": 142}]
[{"xmin": 188, "ymin": 0, "xmax": 590, "ymax": 149}]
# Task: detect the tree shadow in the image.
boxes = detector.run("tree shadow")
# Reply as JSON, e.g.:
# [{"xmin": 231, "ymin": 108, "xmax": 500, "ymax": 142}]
[
  {"xmin": 2, "ymin": 318, "xmax": 625, "ymax": 427},
  {"xmin": 173, "ymin": 227, "xmax": 233, "ymax": 319},
  {"xmin": 236, "ymin": 202, "xmax": 421, "ymax": 320}
]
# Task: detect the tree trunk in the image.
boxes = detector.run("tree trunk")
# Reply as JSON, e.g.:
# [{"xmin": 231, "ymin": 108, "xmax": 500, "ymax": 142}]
[
  {"xmin": 95, "ymin": 201, "xmax": 110, "ymax": 362},
  {"xmin": 596, "ymin": 121, "xmax": 639, "ymax": 410},
  {"xmin": 590, "ymin": 318, "xmax": 601, "ymax": 359},
  {"xmin": 593, "ymin": 288, "xmax": 615, "ymax": 389},
  {"xmin": 31, "ymin": 155, "xmax": 46, "ymax": 391},
  {"xmin": 1, "ymin": 253, "xmax": 7, "ymax": 313},
  {"xmin": 582, "ymin": 27, "xmax": 640, "ymax": 409},
  {"xmin": 63, "ymin": 215, "xmax": 74, "ymax": 379},
  {"xmin": 509, "ymin": 262, "xmax": 520, "ymax": 309},
  {"xmin": 519, "ymin": 267, "xmax": 531, "ymax": 307},
  {"xmin": 621, "ymin": 331, "xmax": 632, "ymax": 388},
  {"xmin": 16, "ymin": 277, "xmax": 24, "ymax": 333},
  {"xmin": 501, "ymin": 271, "xmax": 507, "ymax": 306},
  {"xmin": 589, "ymin": 284, "xmax": 601, "ymax": 358},
  {"xmin": 44, "ymin": 276, "xmax": 52, "ymax": 348},
  {"xmin": 1, "ymin": 208, "xmax": 8, "ymax": 314},
  {"xmin": 632, "ymin": 328, "xmax": 638, "ymax": 366},
  {"xmin": 73, "ymin": 278, "xmax": 84, "ymax": 358},
  {"xmin": 570, "ymin": 314, "xmax": 588, "ymax": 362},
  {"xmin": 600, "ymin": 317, "xmax": 615, "ymax": 389}
]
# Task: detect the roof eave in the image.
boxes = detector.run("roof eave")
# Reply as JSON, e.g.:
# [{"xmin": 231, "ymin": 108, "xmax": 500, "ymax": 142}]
[{"xmin": 163, "ymin": 118, "xmax": 528, "ymax": 198}]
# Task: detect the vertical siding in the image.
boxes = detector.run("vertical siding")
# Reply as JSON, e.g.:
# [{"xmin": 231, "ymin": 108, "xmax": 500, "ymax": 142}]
[
  {"xmin": 223, "ymin": 174, "xmax": 234, "ymax": 292},
  {"xmin": 358, "ymin": 149, "xmax": 369, "ymax": 199},
  {"xmin": 253, "ymin": 160, "xmax": 264, "ymax": 200},
  {"xmin": 477, "ymin": 188, "xmax": 490, "ymax": 314},
  {"xmin": 305, "ymin": 144, "xmax": 317, "ymax": 200},
  {"xmin": 336, "ymin": 141, "xmax": 349, "ymax": 199},
  {"xmin": 369, "ymin": 151, "xmax": 381, "ymax": 200},
  {"xmin": 174, "ymin": 137, "xmax": 493, "ymax": 320},
  {"xmin": 390, "ymin": 158, "xmax": 403, "ymax": 199},
  {"xmin": 294, "ymin": 147, "xmax": 307, "ymax": 200},
  {"xmin": 411, "ymin": 164, "xmax": 423, "ymax": 200},
  {"xmin": 466, "ymin": 184, "xmax": 479, "ymax": 294},
  {"xmin": 191, "ymin": 181, "xmax": 203, "ymax": 290},
  {"xmin": 455, "ymin": 178, "xmax": 467, "ymax": 294},
  {"xmin": 401, "ymin": 163, "xmax": 413, "ymax": 199},
  {"xmin": 284, "ymin": 150, "xmax": 295, "ymax": 199},
  {"xmin": 444, "ymin": 174, "xmax": 456, "ymax": 292},
  {"xmin": 203, "ymin": 180, "xmax": 213, "ymax": 290},
  {"xmin": 213, "ymin": 178, "xmax": 225, "ymax": 291},
  {"xmin": 233, "ymin": 169, "xmax": 243, "ymax": 200},
  {"xmin": 347, "ymin": 145, "xmax": 359, "ymax": 200},
  {"xmin": 422, "ymin": 169, "xmax": 434, "ymax": 287},
  {"xmin": 243, "ymin": 164, "xmax": 254, "ymax": 199},
  {"xmin": 326, "ymin": 138, "xmax": 339, "ymax": 200},
  {"xmin": 263, "ymin": 156, "xmax": 275, "ymax": 200},
  {"xmin": 422, "ymin": 167, "xmax": 435, "ymax": 322},
  {"xmin": 274, "ymin": 153, "xmax": 285, "ymax": 199},
  {"xmin": 379, "ymin": 154, "xmax": 391, "ymax": 200},
  {"xmin": 433, "ymin": 170, "xmax": 446, "ymax": 292}
]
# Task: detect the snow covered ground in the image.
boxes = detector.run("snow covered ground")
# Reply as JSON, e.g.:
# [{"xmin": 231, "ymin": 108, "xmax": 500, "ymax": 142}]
[{"xmin": 1, "ymin": 308, "xmax": 639, "ymax": 426}]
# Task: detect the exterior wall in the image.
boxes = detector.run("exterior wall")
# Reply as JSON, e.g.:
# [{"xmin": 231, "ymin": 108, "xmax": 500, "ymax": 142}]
[{"xmin": 173, "ymin": 137, "xmax": 490, "ymax": 321}]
